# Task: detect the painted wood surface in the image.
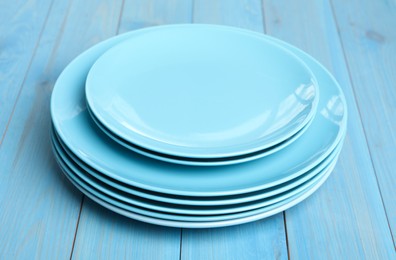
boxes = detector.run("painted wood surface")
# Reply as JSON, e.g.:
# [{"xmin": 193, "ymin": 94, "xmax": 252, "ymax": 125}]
[
  {"xmin": 331, "ymin": 0, "xmax": 396, "ymax": 243},
  {"xmin": 0, "ymin": 0, "xmax": 53, "ymax": 141},
  {"xmin": 0, "ymin": 0, "xmax": 395, "ymax": 259},
  {"xmin": 263, "ymin": 0, "xmax": 395, "ymax": 258},
  {"xmin": 0, "ymin": 0, "xmax": 124, "ymax": 258},
  {"xmin": 118, "ymin": 0, "xmax": 193, "ymax": 33}
]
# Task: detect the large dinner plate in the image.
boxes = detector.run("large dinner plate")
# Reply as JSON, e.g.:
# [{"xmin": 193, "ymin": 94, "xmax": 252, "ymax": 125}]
[
  {"xmin": 51, "ymin": 24, "xmax": 347, "ymax": 197},
  {"xmin": 54, "ymin": 153, "xmax": 337, "ymax": 228},
  {"xmin": 52, "ymin": 130, "xmax": 342, "ymax": 216},
  {"xmin": 53, "ymin": 126, "xmax": 342, "ymax": 206},
  {"xmin": 52, "ymin": 137, "xmax": 338, "ymax": 222},
  {"xmin": 86, "ymin": 25, "xmax": 318, "ymax": 159}
]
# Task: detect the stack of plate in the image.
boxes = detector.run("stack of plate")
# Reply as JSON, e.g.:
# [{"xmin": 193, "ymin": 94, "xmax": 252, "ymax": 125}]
[{"xmin": 51, "ymin": 24, "xmax": 347, "ymax": 228}]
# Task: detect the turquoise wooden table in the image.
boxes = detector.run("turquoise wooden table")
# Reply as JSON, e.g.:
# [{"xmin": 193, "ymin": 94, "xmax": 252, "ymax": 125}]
[{"xmin": 1, "ymin": 0, "xmax": 395, "ymax": 259}]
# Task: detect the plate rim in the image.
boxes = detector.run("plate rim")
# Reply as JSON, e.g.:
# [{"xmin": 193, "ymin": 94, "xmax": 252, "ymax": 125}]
[
  {"xmin": 55, "ymin": 155, "xmax": 336, "ymax": 228},
  {"xmin": 87, "ymin": 104, "xmax": 313, "ymax": 166},
  {"xmin": 52, "ymin": 139, "xmax": 338, "ymax": 223},
  {"xmin": 52, "ymin": 125, "xmax": 343, "ymax": 206}
]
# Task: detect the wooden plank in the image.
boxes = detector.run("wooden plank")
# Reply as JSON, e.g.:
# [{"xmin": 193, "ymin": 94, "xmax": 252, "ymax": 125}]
[
  {"xmin": 331, "ymin": 0, "xmax": 396, "ymax": 243},
  {"xmin": 181, "ymin": 216, "xmax": 287, "ymax": 260},
  {"xmin": 0, "ymin": 0, "xmax": 53, "ymax": 142},
  {"xmin": 181, "ymin": 1, "xmax": 288, "ymax": 260},
  {"xmin": 192, "ymin": 0, "xmax": 263, "ymax": 31},
  {"xmin": 73, "ymin": 199, "xmax": 182, "ymax": 260},
  {"xmin": 71, "ymin": 1, "xmax": 193, "ymax": 259},
  {"xmin": 0, "ymin": 0, "xmax": 124, "ymax": 258},
  {"xmin": 263, "ymin": 0, "xmax": 395, "ymax": 258},
  {"xmin": 118, "ymin": 0, "xmax": 193, "ymax": 33}
]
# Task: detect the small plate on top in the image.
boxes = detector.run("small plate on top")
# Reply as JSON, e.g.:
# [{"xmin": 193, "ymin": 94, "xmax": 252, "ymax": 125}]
[
  {"xmin": 86, "ymin": 24, "xmax": 318, "ymax": 159},
  {"xmin": 51, "ymin": 24, "xmax": 347, "ymax": 197}
]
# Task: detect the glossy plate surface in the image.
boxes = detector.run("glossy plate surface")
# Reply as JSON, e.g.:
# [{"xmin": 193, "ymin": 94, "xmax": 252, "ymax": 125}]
[
  {"xmin": 52, "ymin": 131, "xmax": 341, "ymax": 216},
  {"xmin": 51, "ymin": 25, "xmax": 347, "ymax": 197},
  {"xmin": 51, "ymin": 136, "xmax": 336, "ymax": 222},
  {"xmin": 86, "ymin": 25, "xmax": 318, "ymax": 159},
  {"xmin": 53, "ymin": 127, "xmax": 343, "ymax": 206},
  {"xmin": 88, "ymin": 104, "xmax": 312, "ymax": 166}
]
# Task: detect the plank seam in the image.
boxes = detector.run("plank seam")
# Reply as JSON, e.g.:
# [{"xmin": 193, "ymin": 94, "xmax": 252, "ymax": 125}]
[
  {"xmin": 116, "ymin": 0, "xmax": 126, "ymax": 34},
  {"xmin": 43, "ymin": 0, "xmax": 75, "ymax": 75},
  {"xmin": 0, "ymin": 0, "xmax": 55, "ymax": 147},
  {"xmin": 328, "ymin": 0, "xmax": 396, "ymax": 247},
  {"xmin": 261, "ymin": 0, "xmax": 268, "ymax": 34},
  {"xmin": 283, "ymin": 212, "xmax": 291, "ymax": 260},
  {"xmin": 69, "ymin": 196, "xmax": 85, "ymax": 260},
  {"xmin": 179, "ymin": 228, "xmax": 183, "ymax": 260}
]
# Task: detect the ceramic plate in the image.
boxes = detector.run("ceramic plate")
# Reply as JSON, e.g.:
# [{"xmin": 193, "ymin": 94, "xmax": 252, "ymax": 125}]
[
  {"xmin": 51, "ymin": 24, "xmax": 347, "ymax": 197},
  {"xmin": 87, "ymin": 104, "xmax": 312, "ymax": 166},
  {"xmin": 52, "ymin": 130, "xmax": 342, "ymax": 216},
  {"xmin": 55, "ymin": 136, "xmax": 336, "ymax": 222},
  {"xmin": 86, "ymin": 25, "xmax": 318, "ymax": 159},
  {"xmin": 53, "ymin": 140, "xmax": 337, "ymax": 220},
  {"xmin": 54, "ymin": 152, "xmax": 336, "ymax": 228},
  {"xmin": 53, "ymin": 126, "xmax": 343, "ymax": 206}
]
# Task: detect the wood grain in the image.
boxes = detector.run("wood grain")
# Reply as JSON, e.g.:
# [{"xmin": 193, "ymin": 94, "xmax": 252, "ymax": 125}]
[
  {"xmin": 180, "ymin": 1, "xmax": 288, "ymax": 260},
  {"xmin": 0, "ymin": 0, "xmax": 394, "ymax": 259},
  {"xmin": 72, "ymin": 199, "xmax": 181, "ymax": 260},
  {"xmin": 71, "ymin": 1, "xmax": 193, "ymax": 259},
  {"xmin": 331, "ymin": 0, "xmax": 396, "ymax": 243},
  {"xmin": 193, "ymin": 0, "xmax": 263, "ymax": 31},
  {"xmin": 0, "ymin": 0, "xmax": 123, "ymax": 258},
  {"xmin": 118, "ymin": 0, "xmax": 193, "ymax": 33},
  {"xmin": 182, "ymin": 216, "xmax": 287, "ymax": 260},
  {"xmin": 263, "ymin": 0, "xmax": 396, "ymax": 258},
  {"xmin": 0, "ymin": 0, "xmax": 53, "ymax": 142}
]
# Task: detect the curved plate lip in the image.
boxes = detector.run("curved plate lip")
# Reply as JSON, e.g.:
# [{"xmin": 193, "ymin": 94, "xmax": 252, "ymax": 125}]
[
  {"xmin": 55, "ymin": 153, "xmax": 335, "ymax": 228},
  {"xmin": 87, "ymin": 104, "xmax": 313, "ymax": 166},
  {"xmin": 50, "ymin": 24, "xmax": 348, "ymax": 197},
  {"xmin": 85, "ymin": 24, "xmax": 319, "ymax": 159},
  {"xmin": 52, "ymin": 131, "xmax": 341, "ymax": 217},
  {"xmin": 52, "ymin": 126, "xmax": 343, "ymax": 206},
  {"xmin": 53, "ymin": 141, "xmax": 337, "ymax": 219},
  {"xmin": 54, "ymin": 137, "xmax": 338, "ymax": 222}
]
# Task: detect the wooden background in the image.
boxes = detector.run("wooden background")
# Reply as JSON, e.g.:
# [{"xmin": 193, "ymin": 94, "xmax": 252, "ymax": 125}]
[{"xmin": 0, "ymin": 0, "xmax": 395, "ymax": 259}]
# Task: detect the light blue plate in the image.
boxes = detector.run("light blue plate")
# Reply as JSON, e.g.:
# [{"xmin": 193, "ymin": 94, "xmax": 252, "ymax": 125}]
[
  {"xmin": 53, "ymin": 144, "xmax": 337, "ymax": 227},
  {"xmin": 86, "ymin": 25, "xmax": 318, "ymax": 159},
  {"xmin": 51, "ymin": 24, "xmax": 347, "ymax": 197},
  {"xmin": 87, "ymin": 104, "xmax": 313, "ymax": 166},
  {"xmin": 52, "ymin": 129, "xmax": 343, "ymax": 215},
  {"xmin": 52, "ymin": 136, "xmax": 338, "ymax": 222},
  {"xmin": 53, "ymin": 126, "xmax": 342, "ymax": 206},
  {"xmin": 61, "ymin": 170, "xmax": 333, "ymax": 228}
]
